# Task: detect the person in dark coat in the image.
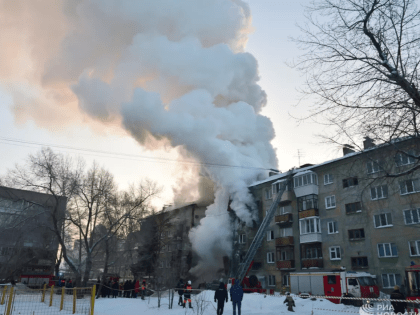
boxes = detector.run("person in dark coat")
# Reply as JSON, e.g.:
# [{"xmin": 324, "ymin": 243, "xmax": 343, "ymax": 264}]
[
  {"xmin": 214, "ymin": 282, "xmax": 228, "ymax": 315},
  {"xmin": 123, "ymin": 280, "xmax": 128, "ymax": 298},
  {"xmin": 141, "ymin": 280, "xmax": 147, "ymax": 300},
  {"xmin": 176, "ymin": 279, "xmax": 184, "ymax": 306},
  {"xmin": 283, "ymin": 293, "xmax": 295, "ymax": 312},
  {"xmin": 229, "ymin": 280, "xmax": 243, "ymax": 315},
  {"xmin": 390, "ymin": 285, "xmax": 407, "ymax": 314},
  {"xmin": 112, "ymin": 280, "xmax": 119, "ymax": 298},
  {"xmin": 106, "ymin": 280, "xmax": 112, "ymax": 298}
]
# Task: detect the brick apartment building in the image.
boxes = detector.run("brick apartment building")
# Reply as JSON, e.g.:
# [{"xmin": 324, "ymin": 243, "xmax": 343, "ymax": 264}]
[{"xmin": 243, "ymin": 137, "xmax": 419, "ymax": 293}]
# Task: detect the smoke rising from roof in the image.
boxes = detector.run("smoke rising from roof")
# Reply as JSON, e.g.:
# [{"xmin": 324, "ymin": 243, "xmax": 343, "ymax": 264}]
[{"xmin": 1, "ymin": 0, "xmax": 278, "ymax": 274}]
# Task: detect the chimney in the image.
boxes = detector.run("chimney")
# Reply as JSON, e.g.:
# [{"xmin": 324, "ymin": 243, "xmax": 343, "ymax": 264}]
[
  {"xmin": 343, "ymin": 144, "xmax": 355, "ymax": 156},
  {"xmin": 269, "ymin": 169, "xmax": 280, "ymax": 177},
  {"xmin": 363, "ymin": 137, "xmax": 375, "ymax": 150}
]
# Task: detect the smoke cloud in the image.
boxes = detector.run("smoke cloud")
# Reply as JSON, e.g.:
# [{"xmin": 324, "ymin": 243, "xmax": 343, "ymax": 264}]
[{"xmin": 1, "ymin": 0, "xmax": 278, "ymax": 274}]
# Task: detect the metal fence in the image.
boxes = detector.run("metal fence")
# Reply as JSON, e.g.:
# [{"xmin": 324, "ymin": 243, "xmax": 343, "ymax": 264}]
[{"xmin": 0, "ymin": 285, "xmax": 96, "ymax": 315}]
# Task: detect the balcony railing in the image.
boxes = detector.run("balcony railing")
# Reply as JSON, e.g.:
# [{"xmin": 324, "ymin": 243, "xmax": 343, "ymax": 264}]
[
  {"xmin": 298, "ymin": 208, "xmax": 319, "ymax": 219},
  {"xmin": 276, "ymin": 260, "xmax": 295, "ymax": 269},
  {"xmin": 301, "ymin": 258, "xmax": 323, "ymax": 269},
  {"xmin": 275, "ymin": 213, "xmax": 293, "ymax": 225},
  {"xmin": 275, "ymin": 236, "xmax": 294, "ymax": 247}
]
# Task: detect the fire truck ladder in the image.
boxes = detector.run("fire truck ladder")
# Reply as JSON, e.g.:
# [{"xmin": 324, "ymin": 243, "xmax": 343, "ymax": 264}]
[{"xmin": 234, "ymin": 171, "xmax": 293, "ymax": 283}]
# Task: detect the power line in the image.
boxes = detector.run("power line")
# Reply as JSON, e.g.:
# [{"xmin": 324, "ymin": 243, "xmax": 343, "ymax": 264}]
[{"xmin": 0, "ymin": 137, "xmax": 271, "ymax": 171}]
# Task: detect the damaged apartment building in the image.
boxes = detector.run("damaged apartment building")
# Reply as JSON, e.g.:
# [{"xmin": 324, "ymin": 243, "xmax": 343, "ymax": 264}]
[
  {"xmin": 237, "ymin": 136, "xmax": 420, "ymax": 293},
  {"xmin": 132, "ymin": 203, "xmax": 208, "ymax": 287}
]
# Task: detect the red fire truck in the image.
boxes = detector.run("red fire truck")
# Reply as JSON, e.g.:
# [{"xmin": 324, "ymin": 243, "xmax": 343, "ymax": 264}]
[
  {"xmin": 227, "ymin": 261, "xmax": 268, "ymax": 294},
  {"xmin": 406, "ymin": 264, "xmax": 420, "ymax": 313},
  {"xmin": 290, "ymin": 270, "xmax": 379, "ymax": 304}
]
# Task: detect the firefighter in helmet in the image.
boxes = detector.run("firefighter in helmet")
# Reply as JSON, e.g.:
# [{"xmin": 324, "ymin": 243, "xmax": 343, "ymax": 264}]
[
  {"xmin": 183, "ymin": 280, "xmax": 193, "ymax": 309},
  {"xmin": 141, "ymin": 279, "xmax": 147, "ymax": 300},
  {"xmin": 283, "ymin": 293, "xmax": 296, "ymax": 312}
]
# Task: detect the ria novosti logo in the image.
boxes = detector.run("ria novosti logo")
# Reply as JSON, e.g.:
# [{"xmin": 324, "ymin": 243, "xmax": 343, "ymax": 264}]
[{"xmin": 359, "ymin": 303, "xmax": 418, "ymax": 315}]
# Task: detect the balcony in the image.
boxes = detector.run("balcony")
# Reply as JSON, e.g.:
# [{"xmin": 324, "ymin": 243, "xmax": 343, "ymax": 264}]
[
  {"xmin": 277, "ymin": 260, "xmax": 295, "ymax": 270},
  {"xmin": 300, "ymin": 233, "xmax": 322, "ymax": 244},
  {"xmin": 276, "ymin": 236, "xmax": 294, "ymax": 247},
  {"xmin": 302, "ymin": 258, "xmax": 323, "ymax": 269},
  {"xmin": 299, "ymin": 208, "xmax": 319, "ymax": 219},
  {"xmin": 275, "ymin": 213, "xmax": 293, "ymax": 225},
  {"xmin": 278, "ymin": 191, "xmax": 293, "ymax": 204}
]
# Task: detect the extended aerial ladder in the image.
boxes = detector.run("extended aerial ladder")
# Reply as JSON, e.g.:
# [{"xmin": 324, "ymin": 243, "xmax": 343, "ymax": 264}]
[{"xmin": 234, "ymin": 170, "xmax": 293, "ymax": 284}]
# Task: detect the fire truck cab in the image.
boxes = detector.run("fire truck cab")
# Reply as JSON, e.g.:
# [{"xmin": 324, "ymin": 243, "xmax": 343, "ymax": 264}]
[
  {"xmin": 406, "ymin": 264, "xmax": 420, "ymax": 313},
  {"xmin": 290, "ymin": 270, "xmax": 379, "ymax": 304}
]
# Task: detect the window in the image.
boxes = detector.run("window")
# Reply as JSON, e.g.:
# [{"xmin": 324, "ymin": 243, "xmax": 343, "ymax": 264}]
[
  {"xmin": 345, "ymin": 202, "xmax": 362, "ymax": 214},
  {"xmin": 374, "ymin": 213, "xmax": 393, "ymax": 228},
  {"xmin": 279, "ymin": 227, "xmax": 293, "ymax": 237},
  {"xmin": 351, "ymin": 257, "xmax": 368, "ymax": 269},
  {"xmin": 300, "ymin": 218, "xmax": 321, "ymax": 234},
  {"xmin": 325, "ymin": 196, "xmax": 336, "ymax": 209},
  {"xmin": 278, "ymin": 206, "xmax": 290, "ymax": 215},
  {"xmin": 324, "ymin": 174, "xmax": 334, "ymax": 185},
  {"xmin": 329, "ymin": 246, "xmax": 341, "ymax": 260},
  {"xmin": 400, "ymin": 179, "xmax": 420, "ymax": 195},
  {"xmin": 267, "ymin": 230, "xmax": 274, "ymax": 241},
  {"xmin": 382, "ymin": 274, "xmax": 402, "ymax": 288},
  {"xmin": 395, "ymin": 151, "xmax": 416, "ymax": 166},
  {"xmin": 377, "ymin": 243, "xmax": 398, "ymax": 257},
  {"xmin": 268, "ymin": 275, "xmax": 276, "ymax": 286},
  {"xmin": 294, "ymin": 173, "xmax": 318, "ymax": 188},
  {"xmin": 348, "ymin": 229, "xmax": 365, "ymax": 240},
  {"xmin": 297, "ymin": 195, "xmax": 318, "ymax": 211},
  {"xmin": 370, "ymin": 185, "xmax": 388, "ymax": 200},
  {"xmin": 343, "ymin": 177, "xmax": 358, "ymax": 188},
  {"xmin": 283, "ymin": 274, "xmax": 289, "ymax": 286},
  {"xmin": 327, "ymin": 276, "xmax": 337, "ymax": 284},
  {"xmin": 367, "ymin": 160, "xmax": 382, "ymax": 174},
  {"xmin": 304, "ymin": 247, "xmax": 322, "ymax": 259},
  {"xmin": 279, "ymin": 250, "xmax": 293, "ymax": 261},
  {"xmin": 239, "ymin": 234, "xmax": 246, "ymax": 244},
  {"xmin": 404, "ymin": 209, "xmax": 420, "ymax": 225},
  {"xmin": 328, "ymin": 221, "xmax": 338, "ymax": 234},
  {"xmin": 267, "ymin": 252, "xmax": 275, "ymax": 263},
  {"xmin": 273, "ymin": 181, "xmax": 288, "ymax": 194},
  {"xmin": 409, "ymin": 240, "xmax": 420, "ymax": 256},
  {"xmin": 265, "ymin": 188, "xmax": 273, "ymax": 200}
]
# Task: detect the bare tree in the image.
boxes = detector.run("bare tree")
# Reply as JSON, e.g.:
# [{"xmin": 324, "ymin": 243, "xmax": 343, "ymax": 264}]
[{"xmin": 293, "ymin": 0, "xmax": 420, "ymax": 174}]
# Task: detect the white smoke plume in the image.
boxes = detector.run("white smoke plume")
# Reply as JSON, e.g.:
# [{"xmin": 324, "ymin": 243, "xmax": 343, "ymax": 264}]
[{"xmin": 1, "ymin": 0, "xmax": 278, "ymax": 273}]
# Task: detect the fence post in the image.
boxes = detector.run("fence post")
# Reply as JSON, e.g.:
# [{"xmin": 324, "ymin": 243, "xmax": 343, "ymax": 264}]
[
  {"xmin": 73, "ymin": 288, "xmax": 77, "ymax": 314},
  {"xmin": 90, "ymin": 285, "xmax": 96, "ymax": 315},
  {"xmin": 0, "ymin": 286, "xmax": 7, "ymax": 305},
  {"xmin": 5, "ymin": 287, "xmax": 13, "ymax": 315},
  {"xmin": 49, "ymin": 285, "xmax": 55, "ymax": 307},
  {"xmin": 60, "ymin": 287, "xmax": 65, "ymax": 311},
  {"xmin": 41, "ymin": 283, "xmax": 47, "ymax": 302}
]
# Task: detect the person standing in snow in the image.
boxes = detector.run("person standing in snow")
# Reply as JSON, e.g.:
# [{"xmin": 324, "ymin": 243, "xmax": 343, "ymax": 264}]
[
  {"xmin": 283, "ymin": 293, "xmax": 295, "ymax": 312},
  {"xmin": 183, "ymin": 280, "xmax": 193, "ymax": 309},
  {"xmin": 390, "ymin": 285, "xmax": 407, "ymax": 314},
  {"xmin": 229, "ymin": 280, "xmax": 243, "ymax": 315},
  {"xmin": 176, "ymin": 279, "xmax": 184, "ymax": 306},
  {"xmin": 214, "ymin": 281, "xmax": 228, "ymax": 315},
  {"xmin": 141, "ymin": 280, "xmax": 147, "ymax": 300}
]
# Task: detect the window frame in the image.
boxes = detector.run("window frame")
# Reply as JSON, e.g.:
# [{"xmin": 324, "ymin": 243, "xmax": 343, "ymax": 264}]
[
  {"xmin": 324, "ymin": 174, "xmax": 334, "ymax": 185},
  {"xmin": 348, "ymin": 228, "xmax": 365, "ymax": 240},
  {"xmin": 374, "ymin": 213, "xmax": 393, "ymax": 228},
  {"xmin": 325, "ymin": 195, "xmax": 336, "ymax": 209},
  {"xmin": 381, "ymin": 274, "xmax": 402, "ymax": 288},
  {"xmin": 377, "ymin": 243, "xmax": 398, "ymax": 258},
  {"xmin": 409, "ymin": 240, "xmax": 420, "ymax": 256},
  {"xmin": 399, "ymin": 179, "xmax": 420, "ymax": 195},
  {"xmin": 267, "ymin": 230, "xmax": 275, "ymax": 241},
  {"xmin": 265, "ymin": 188, "xmax": 273, "ymax": 200},
  {"xmin": 351, "ymin": 256, "xmax": 368, "ymax": 269},
  {"xmin": 282, "ymin": 274, "xmax": 290, "ymax": 286},
  {"xmin": 299, "ymin": 217, "xmax": 321, "ymax": 235},
  {"xmin": 329, "ymin": 246, "xmax": 342, "ymax": 260},
  {"xmin": 370, "ymin": 185, "xmax": 388, "ymax": 200},
  {"xmin": 345, "ymin": 202, "xmax": 362, "ymax": 214},
  {"xmin": 367, "ymin": 160, "xmax": 382, "ymax": 174},
  {"xmin": 268, "ymin": 275, "xmax": 276, "ymax": 287},
  {"xmin": 239, "ymin": 234, "xmax": 246, "ymax": 244},
  {"xmin": 403, "ymin": 208, "xmax": 420, "ymax": 225},
  {"xmin": 267, "ymin": 252, "xmax": 275, "ymax": 264},
  {"xmin": 342, "ymin": 177, "xmax": 358, "ymax": 188},
  {"xmin": 297, "ymin": 194, "xmax": 319, "ymax": 211},
  {"xmin": 327, "ymin": 221, "xmax": 338, "ymax": 234},
  {"xmin": 395, "ymin": 151, "xmax": 416, "ymax": 167}
]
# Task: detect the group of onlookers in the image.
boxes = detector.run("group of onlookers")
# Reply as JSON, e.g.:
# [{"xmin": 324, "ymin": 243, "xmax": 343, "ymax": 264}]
[{"xmin": 97, "ymin": 279, "xmax": 147, "ymax": 299}]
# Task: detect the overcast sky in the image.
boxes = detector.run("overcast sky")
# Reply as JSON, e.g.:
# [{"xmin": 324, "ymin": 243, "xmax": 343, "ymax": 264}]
[{"xmin": 0, "ymin": 0, "xmax": 341, "ymax": 209}]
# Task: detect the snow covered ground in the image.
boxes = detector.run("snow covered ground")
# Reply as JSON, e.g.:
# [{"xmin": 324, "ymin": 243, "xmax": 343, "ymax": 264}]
[{"xmin": 93, "ymin": 291, "xmax": 393, "ymax": 315}]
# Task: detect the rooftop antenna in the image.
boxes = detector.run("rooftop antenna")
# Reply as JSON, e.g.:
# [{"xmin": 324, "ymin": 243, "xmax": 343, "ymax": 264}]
[{"xmin": 295, "ymin": 149, "xmax": 305, "ymax": 167}]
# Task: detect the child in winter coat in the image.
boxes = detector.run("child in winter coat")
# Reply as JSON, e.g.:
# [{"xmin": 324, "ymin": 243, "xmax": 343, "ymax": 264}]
[
  {"xmin": 214, "ymin": 282, "xmax": 228, "ymax": 315},
  {"xmin": 283, "ymin": 293, "xmax": 295, "ymax": 312}
]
